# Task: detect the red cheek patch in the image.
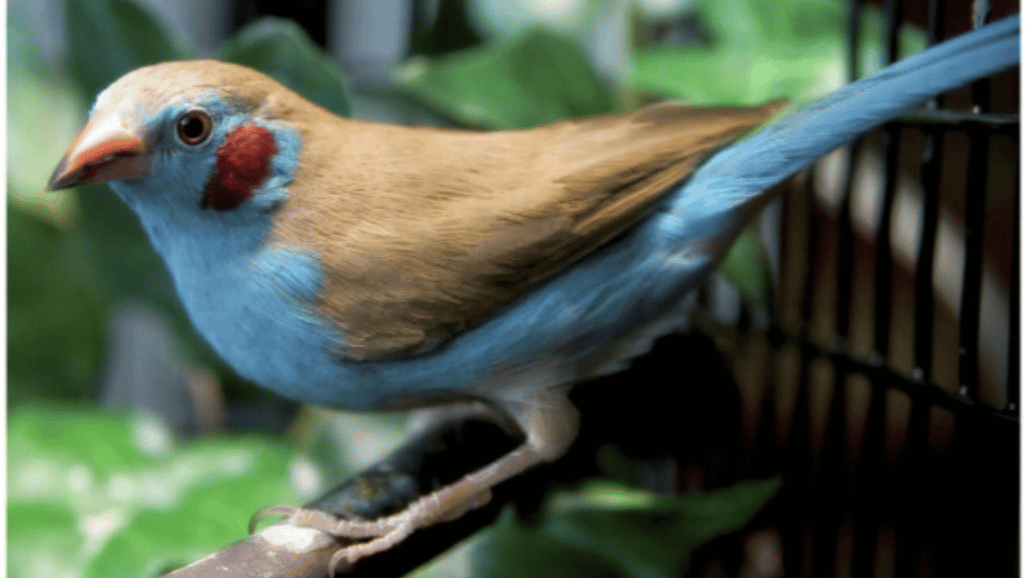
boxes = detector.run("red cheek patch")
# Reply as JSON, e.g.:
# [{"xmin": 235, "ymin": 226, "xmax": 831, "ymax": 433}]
[{"xmin": 203, "ymin": 124, "xmax": 276, "ymax": 210}]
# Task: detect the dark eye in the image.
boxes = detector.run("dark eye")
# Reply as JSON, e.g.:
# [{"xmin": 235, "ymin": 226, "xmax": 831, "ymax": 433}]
[{"xmin": 176, "ymin": 110, "xmax": 212, "ymax": 145}]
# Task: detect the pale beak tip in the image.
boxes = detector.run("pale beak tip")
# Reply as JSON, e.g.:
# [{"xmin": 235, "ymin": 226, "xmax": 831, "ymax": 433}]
[
  {"xmin": 47, "ymin": 113, "xmax": 150, "ymax": 191},
  {"xmin": 47, "ymin": 157, "xmax": 83, "ymax": 191}
]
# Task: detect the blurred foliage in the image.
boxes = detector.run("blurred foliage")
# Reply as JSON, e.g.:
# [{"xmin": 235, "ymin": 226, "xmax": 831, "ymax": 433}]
[
  {"xmin": 397, "ymin": 27, "xmax": 615, "ymax": 129},
  {"xmin": 411, "ymin": 0, "xmax": 485, "ymax": 56},
  {"xmin": 8, "ymin": 13, "xmax": 107, "ymax": 405},
  {"xmin": 9, "ymin": 0, "xmax": 921, "ymax": 575},
  {"xmin": 7, "ymin": 204, "xmax": 107, "ymax": 404},
  {"xmin": 63, "ymin": 0, "xmax": 193, "ymax": 102},
  {"xmin": 6, "ymin": 18, "xmax": 84, "ymax": 223},
  {"xmin": 475, "ymin": 478, "xmax": 781, "ymax": 578},
  {"xmin": 631, "ymin": 0, "xmax": 925, "ymax": 106},
  {"xmin": 218, "ymin": 17, "xmax": 352, "ymax": 117},
  {"xmin": 7, "ymin": 406, "xmax": 304, "ymax": 578},
  {"xmin": 719, "ymin": 228, "xmax": 774, "ymax": 307}
]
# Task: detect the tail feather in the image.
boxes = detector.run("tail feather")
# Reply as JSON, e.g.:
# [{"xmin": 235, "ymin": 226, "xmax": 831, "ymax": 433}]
[
  {"xmin": 441, "ymin": 16, "xmax": 1019, "ymax": 379},
  {"xmin": 669, "ymin": 14, "xmax": 1019, "ymax": 227}
]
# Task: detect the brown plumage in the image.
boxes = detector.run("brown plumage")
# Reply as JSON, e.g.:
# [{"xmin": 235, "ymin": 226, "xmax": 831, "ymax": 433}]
[
  {"xmin": 268, "ymin": 93, "xmax": 784, "ymax": 359},
  {"xmin": 81, "ymin": 60, "xmax": 783, "ymax": 360}
]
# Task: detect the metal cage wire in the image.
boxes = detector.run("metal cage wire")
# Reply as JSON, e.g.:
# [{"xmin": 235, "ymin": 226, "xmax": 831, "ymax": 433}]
[{"xmin": 715, "ymin": 0, "xmax": 1021, "ymax": 576}]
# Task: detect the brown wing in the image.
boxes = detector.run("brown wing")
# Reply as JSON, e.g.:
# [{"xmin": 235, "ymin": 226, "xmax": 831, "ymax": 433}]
[{"xmin": 270, "ymin": 100, "xmax": 785, "ymax": 360}]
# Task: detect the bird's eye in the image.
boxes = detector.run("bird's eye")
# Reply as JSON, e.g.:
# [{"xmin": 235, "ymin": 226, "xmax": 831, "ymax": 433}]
[{"xmin": 176, "ymin": 110, "xmax": 212, "ymax": 145}]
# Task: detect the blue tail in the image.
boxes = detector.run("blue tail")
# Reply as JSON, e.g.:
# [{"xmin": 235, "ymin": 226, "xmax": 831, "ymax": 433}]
[{"xmin": 666, "ymin": 14, "xmax": 1020, "ymax": 243}]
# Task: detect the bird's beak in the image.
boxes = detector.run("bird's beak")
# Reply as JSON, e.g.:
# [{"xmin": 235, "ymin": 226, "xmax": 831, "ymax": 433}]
[{"xmin": 47, "ymin": 112, "xmax": 150, "ymax": 190}]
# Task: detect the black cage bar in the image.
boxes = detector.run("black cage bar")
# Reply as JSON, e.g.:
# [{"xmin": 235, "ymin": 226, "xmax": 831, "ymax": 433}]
[{"xmin": 716, "ymin": 0, "xmax": 1021, "ymax": 576}]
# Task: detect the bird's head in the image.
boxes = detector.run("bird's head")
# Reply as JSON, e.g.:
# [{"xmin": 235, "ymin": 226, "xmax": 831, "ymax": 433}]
[{"xmin": 49, "ymin": 60, "xmax": 303, "ymax": 216}]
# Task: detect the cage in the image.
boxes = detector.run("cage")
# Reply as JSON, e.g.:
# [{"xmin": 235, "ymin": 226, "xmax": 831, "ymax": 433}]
[{"xmin": 723, "ymin": 1, "xmax": 1021, "ymax": 575}]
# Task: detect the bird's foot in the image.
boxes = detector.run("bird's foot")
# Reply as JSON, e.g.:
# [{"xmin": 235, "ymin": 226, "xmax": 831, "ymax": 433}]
[
  {"xmin": 250, "ymin": 398, "xmax": 576, "ymax": 573},
  {"xmin": 323, "ymin": 490, "xmax": 492, "ymax": 574},
  {"xmin": 251, "ymin": 489, "xmax": 493, "ymax": 575}
]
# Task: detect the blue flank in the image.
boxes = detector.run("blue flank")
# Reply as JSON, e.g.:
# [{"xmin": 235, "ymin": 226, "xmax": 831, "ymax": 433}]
[{"xmin": 115, "ymin": 17, "xmax": 1018, "ymax": 411}]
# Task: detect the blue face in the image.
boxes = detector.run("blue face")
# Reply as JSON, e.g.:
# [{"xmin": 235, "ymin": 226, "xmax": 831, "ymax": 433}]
[
  {"xmin": 103, "ymin": 93, "xmax": 368, "ymax": 406},
  {"xmin": 111, "ymin": 93, "xmax": 296, "ymax": 219}
]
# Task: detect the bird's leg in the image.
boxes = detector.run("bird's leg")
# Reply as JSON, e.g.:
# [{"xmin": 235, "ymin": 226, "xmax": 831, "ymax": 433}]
[{"xmin": 304, "ymin": 389, "xmax": 579, "ymax": 571}]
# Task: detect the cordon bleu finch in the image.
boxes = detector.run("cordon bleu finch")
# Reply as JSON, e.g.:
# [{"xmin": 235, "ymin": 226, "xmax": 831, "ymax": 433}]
[{"xmin": 48, "ymin": 15, "xmax": 1019, "ymax": 570}]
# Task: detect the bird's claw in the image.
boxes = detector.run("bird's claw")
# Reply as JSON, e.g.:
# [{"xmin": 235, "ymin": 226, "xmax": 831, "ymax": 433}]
[
  {"xmin": 324, "ymin": 519, "xmax": 416, "ymax": 576},
  {"xmin": 251, "ymin": 484, "xmax": 495, "ymax": 575},
  {"xmin": 250, "ymin": 504, "xmax": 422, "ymax": 575}
]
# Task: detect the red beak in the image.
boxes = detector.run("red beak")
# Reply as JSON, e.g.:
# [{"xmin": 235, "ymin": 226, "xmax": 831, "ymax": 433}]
[{"xmin": 48, "ymin": 112, "xmax": 150, "ymax": 190}]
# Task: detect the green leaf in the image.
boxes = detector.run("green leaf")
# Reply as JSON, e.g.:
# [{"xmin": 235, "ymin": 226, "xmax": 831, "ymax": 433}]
[
  {"xmin": 7, "ymin": 503, "xmax": 83, "ymax": 578},
  {"xmin": 697, "ymin": 0, "xmax": 847, "ymax": 49},
  {"xmin": 474, "ymin": 478, "xmax": 781, "ymax": 578},
  {"xmin": 631, "ymin": 0, "xmax": 924, "ymax": 106},
  {"xmin": 720, "ymin": 227, "xmax": 772, "ymax": 307},
  {"xmin": 396, "ymin": 27, "xmax": 615, "ymax": 129},
  {"xmin": 632, "ymin": 0, "xmax": 850, "ymax": 106},
  {"xmin": 853, "ymin": 7, "xmax": 928, "ymax": 78},
  {"xmin": 85, "ymin": 444, "xmax": 307, "ymax": 578},
  {"xmin": 633, "ymin": 45, "xmax": 823, "ymax": 105},
  {"xmin": 64, "ymin": 0, "xmax": 191, "ymax": 101},
  {"xmin": 8, "ymin": 406, "xmax": 304, "ymax": 578},
  {"xmin": 8, "ymin": 406, "xmax": 155, "ymax": 479},
  {"xmin": 218, "ymin": 17, "xmax": 351, "ymax": 118},
  {"xmin": 473, "ymin": 510, "xmax": 625, "ymax": 578},
  {"xmin": 7, "ymin": 205, "xmax": 107, "ymax": 405}
]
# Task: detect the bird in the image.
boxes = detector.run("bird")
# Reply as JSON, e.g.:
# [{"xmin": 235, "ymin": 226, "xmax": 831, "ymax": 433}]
[{"xmin": 49, "ymin": 14, "xmax": 1018, "ymax": 571}]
